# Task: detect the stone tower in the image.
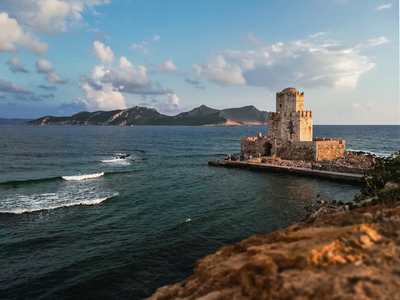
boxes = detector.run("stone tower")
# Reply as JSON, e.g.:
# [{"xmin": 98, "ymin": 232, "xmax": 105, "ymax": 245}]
[{"xmin": 268, "ymin": 87, "xmax": 313, "ymax": 142}]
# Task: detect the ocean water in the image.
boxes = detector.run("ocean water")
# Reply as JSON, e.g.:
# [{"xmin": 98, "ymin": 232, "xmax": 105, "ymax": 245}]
[{"xmin": 0, "ymin": 125, "xmax": 398, "ymax": 299}]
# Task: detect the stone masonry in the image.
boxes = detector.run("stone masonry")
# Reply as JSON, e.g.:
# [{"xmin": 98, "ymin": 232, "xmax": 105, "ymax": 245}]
[{"xmin": 241, "ymin": 88, "xmax": 345, "ymax": 161}]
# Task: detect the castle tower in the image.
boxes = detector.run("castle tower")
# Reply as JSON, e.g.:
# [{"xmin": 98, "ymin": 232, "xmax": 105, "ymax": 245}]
[{"xmin": 268, "ymin": 87, "xmax": 313, "ymax": 142}]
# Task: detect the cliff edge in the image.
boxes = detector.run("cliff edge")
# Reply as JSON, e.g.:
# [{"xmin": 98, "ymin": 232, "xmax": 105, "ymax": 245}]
[{"xmin": 146, "ymin": 203, "xmax": 400, "ymax": 300}]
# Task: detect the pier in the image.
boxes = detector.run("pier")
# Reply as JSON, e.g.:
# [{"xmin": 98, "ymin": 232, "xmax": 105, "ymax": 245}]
[{"xmin": 208, "ymin": 160, "xmax": 364, "ymax": 183}]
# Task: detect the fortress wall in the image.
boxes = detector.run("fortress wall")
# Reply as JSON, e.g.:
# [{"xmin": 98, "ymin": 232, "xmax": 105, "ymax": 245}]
[
  {"xmin": 280, "ymin": 112, "xmax": 301, "ymax": 142},
  {"xmin": 268, "ymin": 112, "xmax": 281, "ymax": 138},
  {"xmin": 275, "ymin": 141, "xmax": 316, "ymax": 161},
  {"xmin": 241, "ymin": 137, "xmax": 270, "ymax": 157},
  {"xmin": 299, "ymin": 111, "xmax": 313, "ymax": 141},
  {"xmin": 315, "ymin": 140, "xmax": 346, "ymax": 161}
]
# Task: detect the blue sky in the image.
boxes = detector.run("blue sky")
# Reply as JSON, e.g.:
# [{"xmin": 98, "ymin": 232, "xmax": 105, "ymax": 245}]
[{"xmin": 0, "ymin": 0, "xmax": 398, "ymax": 124}]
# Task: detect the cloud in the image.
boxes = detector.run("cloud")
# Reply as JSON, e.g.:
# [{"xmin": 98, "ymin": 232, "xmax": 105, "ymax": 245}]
[
  {"xmin": 38, "ymin": 84, "xmax": 57, "ymax": 90},
  {"xmin": 376, "ymin": 3, "xmax": 392, "ymax": 10},
  {"xmin": 194, "ymin": 35, "xmax": 388, "ymax": 90},
  {"xmin": 33, "ymin": 0, "xmax": 71, "ymax": 34},
  {"xmin": 153, "ymin": 35, "xmax": 160, "ymax": 41},
  {"xmin": 0, "ymin": 0, "xmax": 110, "ymax": 35},
  {"xmin": 193, "ymin": 55, "xmax": 246, "ymax": 85},
  {"xmin": 185, "ymin": 78, "xmax": 205, "ymax": 89},
  {"xmin": 36, "ymin": 59, "xmax": 67, "ymax": 83},
  {"xmin": 0, "ymin": 79, "xmax": 31, "ymax": 94},
  {"xmin": 76, "ymin": 82, "xmax": 126, "ymax": 110},
  {"xmin": 90, "ymin": 28, "xmax": 110, "ymax": 40},
  {"xmin": 13, "ymin": 94, "xmax": 43, "ymax": 101},
  {"xmin": 0, "ymin": 13, "xmax": 49, "ymax": 55},
  {"xmin": 92, "ymin": 40, "xmax": 115, "ymax": 63},
  {"xmin": 7, "ymin": 56, "xmax": 29, "ymax": 73},
  {"xmin": 247, "ymin": 33, "xmax": 262, "ymax": 47},
  {"xmin": 131, "ymin": 42, "xmax": 149, "ymax": 55},
  {"xmin": 142, "ymin": 93, "xmax": 182, "ymax": 114},
  {"xmin": 308, "ymin": 32, "xmax": 326, "ymax": 39},
  {"xmin": 40, "ymin": 93, "xmax": 55, "ymax": 98},
  {"xmin": 29, "ymin": 95, "xmax": 43, "ymax": 102},
  {"xmin": 0, "ymin": 92, "xmax": 5, "ymax": 99},
  {"xmin": 350, "ymin": 102, "xmax": 375, "ymax": 114},
  {"xmin": 153, "ymin": 58, "xmax": 181, "ymax": 74}
]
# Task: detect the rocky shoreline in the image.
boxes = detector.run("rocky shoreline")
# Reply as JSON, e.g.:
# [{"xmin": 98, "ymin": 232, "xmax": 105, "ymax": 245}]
[
  {"xmin": 258, "ymin": 151, "xmax": 377, "ymax": 175},
  {"xmin": 146, "ymin": 203, "xmax": 400, "ymax": 300}
]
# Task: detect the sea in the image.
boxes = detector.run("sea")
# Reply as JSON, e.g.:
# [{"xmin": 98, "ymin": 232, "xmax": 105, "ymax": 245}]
[{"xmin": 0, "ymin": 125, "xmax": 398, "ymax": 300}]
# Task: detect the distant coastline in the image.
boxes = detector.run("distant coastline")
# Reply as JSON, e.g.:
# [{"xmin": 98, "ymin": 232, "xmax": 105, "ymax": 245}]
[{"xmin": 20, "ymin": 105, "xmax": 268, "ymax": 127}]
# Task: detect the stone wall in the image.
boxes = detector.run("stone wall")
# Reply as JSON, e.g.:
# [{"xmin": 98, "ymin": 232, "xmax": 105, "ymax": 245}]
[
  {"xmin": 315, "ymin": 139, "xmax": 345, "ymax": 161},
  {"xmin": 299, "ymin": 111, "xmax": 313, "ymax": 141},
  {"xmin": 240, "ymin": 137, "xmax": 273, "ymax": 158},
  {"xmin": 276, "ymin": 141, "xmax": 316, "ymax": 161}
]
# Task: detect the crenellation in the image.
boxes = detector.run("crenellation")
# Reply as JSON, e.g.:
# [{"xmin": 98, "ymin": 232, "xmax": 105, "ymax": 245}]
[{"xmin": 242, "ymin": 87, "xmax": 345, "ymax": 161}]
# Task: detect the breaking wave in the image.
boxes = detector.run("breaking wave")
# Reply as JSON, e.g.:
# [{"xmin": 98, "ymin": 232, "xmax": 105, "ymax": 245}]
[
  {"xmin": 0, "ymin": 192, "xmax": 119, "ymax": 214},
  {"xmin": 101, "ymin": 159, "xmax": 125, "ymax": 163},
  {"xmin": 62, "ymin": 172, "xmax": 104, "ymax": 181}
]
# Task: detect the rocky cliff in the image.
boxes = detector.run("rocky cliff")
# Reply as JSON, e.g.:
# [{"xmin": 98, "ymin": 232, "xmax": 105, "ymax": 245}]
[
  {"xmin": 21, "ymin": 105, "xmax": 268, "ymax": 126},
  {"xmin": 146, "ymin": 203, "xmax": 400, "ymax": 300}
]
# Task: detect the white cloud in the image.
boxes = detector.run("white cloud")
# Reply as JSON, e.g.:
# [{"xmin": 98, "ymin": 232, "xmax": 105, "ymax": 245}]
[
  {"xmin": 0, "ymin": 13, "xmax": 48, "ymax": 55},
  {"xmin": 76, "ymin": 82, "xmax": 126, "ymax": 111},
  {"xmin": 192, "ymin": 55, "xmax": 246, "ymax": 85},
  {"xmin": 33, "ymin": 0, "xmax": 71, "ymax": 34},
  {"xmin": 0, "ymin": 79, "xmax": 32, "ymax": 94},
  {"xmin": 308, "ymin": 32, "xmax": 326, "ymax": 39},
  {"xmin": 153, "ymin": 35, "xmax": 160, "ymax": 41},
  {"xmin": 0, "ymin": 0, "xmax": 110, "ymax": 35},
  {"xmin": 88, "ymin": 57, "xmax": 151, "ymax": 93},
  {"xmin": 350, "ymin": 102, "xmax": 375, "ymax": 114},
  {"xmin": 144, "ymin": 93, "xmax": 182, "ymax": 114},
  {"xmin": 247, "ymin": 33, "xmax": 262, "ymax": 47},
  {"xmin": 92, "ymin": 41, "xmax": 115, "ymax": 63},
  {"xmin": 36, "ymin": 58, "xmax": 54, "ymax": 73},
  {"xmin": 7, "ymin": 56, "xmax": 29, "ymax": 73},
  {"xmin": 90, "ymin": 28, "xmax": 110, "ymax": 40},
  {"xmin": 36, "ymin": 59, "xmax": 66, "ymax": 83},
  {"xmin": 376, "ymin": 3, "xmax": 392, "ymax": 10},
  {"xmin": 197, "ymin": 35, "xmax": 389, "ymax": 90},
  {"xmin": 154, "ymin": 58, "xmax": 180, "ymax": 73},
  {"xmin": 131, "ymin": 42, "xmax": 149, "ymax": 55}
]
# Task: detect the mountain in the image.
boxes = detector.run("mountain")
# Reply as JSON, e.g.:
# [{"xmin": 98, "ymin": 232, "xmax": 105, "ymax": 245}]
[
  {"xmin": 21, "ymin": 105, "xmax": 268, "ymax": 126},
  {"xmin": 0, "ymin": 118, "xmax": 33, "ymax": 125}
]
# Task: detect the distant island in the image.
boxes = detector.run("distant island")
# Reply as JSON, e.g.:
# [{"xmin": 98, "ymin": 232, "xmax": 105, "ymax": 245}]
[
  {"xmin": 0, "ymin": 118, "xmax": 33, "ymax": 125},
  {"xmin": 21, "ymin": 105, "xmax": 268, "ymax": 126}
]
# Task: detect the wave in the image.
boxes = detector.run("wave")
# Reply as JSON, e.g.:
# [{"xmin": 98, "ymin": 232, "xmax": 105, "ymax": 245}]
[
  {"xmin": 346, "ymin": 149, "xmax": 393, "ymax": 157},
  {"xmin": 0, "ymin": 170, "xmax": 139, "ymax": 186},
  {"xmin": 101, "ymin": 158, "xmax": 126, "ymax": 163},
  {"xmin": 62, "ymin": 172, "xmax": 104, "ymax": 181},
  {"xmin": 0, "ymin": 191, "xmax": 119, "ymax": 214}
]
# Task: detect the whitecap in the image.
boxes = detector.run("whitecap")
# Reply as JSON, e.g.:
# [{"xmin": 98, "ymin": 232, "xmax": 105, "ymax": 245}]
[
  {"xmin": 0, "ymin": 191, "xmax": 119, "ymax": 214},
  {"xmin": 62, "ymin": 172, "xmax": 104, "ymax": 181},
  {"xmin": 101, "ymin": 159, "xmax": 125, "ymax": 163}
]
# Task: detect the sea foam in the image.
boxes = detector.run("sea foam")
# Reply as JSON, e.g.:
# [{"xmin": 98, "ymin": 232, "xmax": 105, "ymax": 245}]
[
  {"xmin": 62, "ymin": 172, "xmax": 104, "ymax": 181},
  {"xmin": 0, "ymin": 192, "xmax": 119, "ymax": 214}
]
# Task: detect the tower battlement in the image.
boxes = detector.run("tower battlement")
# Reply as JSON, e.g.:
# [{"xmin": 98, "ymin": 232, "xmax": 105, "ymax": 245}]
[{"xmin": 268, "ymin": 88, "xmax": 312, "ymax": 142}]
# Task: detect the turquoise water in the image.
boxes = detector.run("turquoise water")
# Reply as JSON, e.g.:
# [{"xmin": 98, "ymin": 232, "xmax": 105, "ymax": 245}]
[{"xmin": 0, "ymin": 125, "xmax": 398, "ymax": 299}]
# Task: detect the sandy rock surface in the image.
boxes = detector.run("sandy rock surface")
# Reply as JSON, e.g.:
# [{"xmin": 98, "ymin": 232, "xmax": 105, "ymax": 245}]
[
  {"xmin": 263, "ymin": 151, "xmax": 377, "ymax": 174},
  {"xmin": 146, "ymin": 204, "xmax": 400, "ymax": 300}
]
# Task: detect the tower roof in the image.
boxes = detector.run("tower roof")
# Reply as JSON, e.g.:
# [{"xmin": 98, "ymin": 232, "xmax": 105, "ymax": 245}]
[{"xmin": 281, "ymin": 87, "xmax": 299, "ymax": 93}]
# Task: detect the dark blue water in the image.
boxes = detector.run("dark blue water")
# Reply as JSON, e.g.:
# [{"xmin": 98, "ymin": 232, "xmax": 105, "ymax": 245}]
[{"xmin": 0, "ymin": 125, "xmax": 398, "ymax": 299}]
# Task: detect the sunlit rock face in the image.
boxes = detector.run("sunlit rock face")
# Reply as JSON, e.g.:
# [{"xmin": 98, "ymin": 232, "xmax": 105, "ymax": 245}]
[{"xmin": 146, "ymin": 204, "xmax": 400, "ymax": 300}]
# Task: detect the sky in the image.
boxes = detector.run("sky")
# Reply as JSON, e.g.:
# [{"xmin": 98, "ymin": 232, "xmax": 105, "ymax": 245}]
[{"xmin": 0, "ymin": 0, "xmax": 398, "ymax": 124}]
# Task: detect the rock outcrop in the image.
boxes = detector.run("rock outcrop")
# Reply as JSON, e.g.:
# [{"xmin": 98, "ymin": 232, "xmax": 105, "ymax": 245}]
[{"xmin": 146, "ymin": 203, "xmax": 400, "ymax": 300}]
